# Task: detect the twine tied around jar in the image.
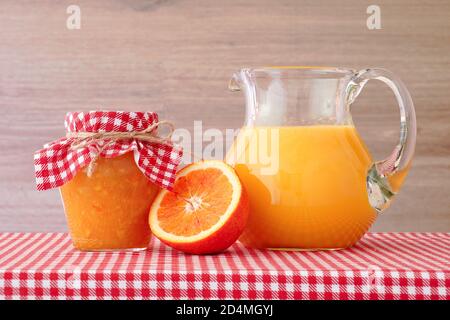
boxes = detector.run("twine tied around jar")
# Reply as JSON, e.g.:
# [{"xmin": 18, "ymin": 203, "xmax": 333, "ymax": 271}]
[{"xmin": 66, "ymin": 120, "xmax": 175, "ymax": 177}]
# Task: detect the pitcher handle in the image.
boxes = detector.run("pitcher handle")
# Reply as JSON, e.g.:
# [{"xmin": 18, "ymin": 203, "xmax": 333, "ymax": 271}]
[{"xmin": 346, "ymin": 68, "xmax": 417, "ymax": 212}]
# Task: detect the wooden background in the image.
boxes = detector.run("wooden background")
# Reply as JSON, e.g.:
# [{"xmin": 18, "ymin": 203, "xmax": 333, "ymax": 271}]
[{"xmin": 0, "ymin": 0, "xmax": 449, "ymax": 232}]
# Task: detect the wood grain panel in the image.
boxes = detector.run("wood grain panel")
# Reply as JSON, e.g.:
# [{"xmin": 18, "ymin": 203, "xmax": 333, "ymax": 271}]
[{"xmin": 0, "ymin": 0, "xmax": 449, "ymax": 232}]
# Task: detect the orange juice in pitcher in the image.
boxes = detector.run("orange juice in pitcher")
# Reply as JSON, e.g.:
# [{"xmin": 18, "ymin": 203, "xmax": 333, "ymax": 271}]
[{"xmin": 227, "ymin": 67, "xmax": 416, "ymax": 250}]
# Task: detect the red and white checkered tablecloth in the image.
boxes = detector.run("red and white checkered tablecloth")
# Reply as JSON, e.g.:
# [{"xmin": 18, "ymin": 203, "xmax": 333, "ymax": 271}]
[{"xmin": 0, "ymin": 232, "xmax": 448, "ymax": 300}]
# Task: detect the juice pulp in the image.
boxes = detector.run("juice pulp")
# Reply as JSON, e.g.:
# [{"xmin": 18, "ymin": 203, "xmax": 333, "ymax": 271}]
[
  {"xmin": 227, "ymin": 125, "xmax": 376, "ymax": 249},
  {"xmin": 60, "ymin": 153, "xmax": 159, "ymax": 251}
]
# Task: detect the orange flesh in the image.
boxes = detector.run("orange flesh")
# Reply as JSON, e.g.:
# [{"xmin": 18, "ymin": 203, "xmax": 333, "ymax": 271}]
[
  {"xmin": 60, "ymin": 153, "xmax": 159, "ymax": 250},
  {"xmin": 157, "ymin": 168, "xmax": 233, "ymax": 237}
]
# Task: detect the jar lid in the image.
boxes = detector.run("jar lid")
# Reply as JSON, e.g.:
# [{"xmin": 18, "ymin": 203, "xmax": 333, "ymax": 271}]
[{"xmin": 34, "ymin": 111, "xmax": 183, "ymax": 191}]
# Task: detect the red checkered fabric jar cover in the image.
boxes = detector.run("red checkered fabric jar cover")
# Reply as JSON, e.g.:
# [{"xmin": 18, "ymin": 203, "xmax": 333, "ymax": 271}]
[{"xmin": 34, "ymin": 111, "xmax": 183, "ymax": 191}]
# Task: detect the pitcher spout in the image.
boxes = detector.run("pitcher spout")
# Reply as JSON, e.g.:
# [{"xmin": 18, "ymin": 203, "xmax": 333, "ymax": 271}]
[
  {"xmin": 228, "ymin": 72, "xmax": 242, "ymax": 92},
  {"xmin": 228, "ymin": 69, "xmax": 254, "ymax": 92}
]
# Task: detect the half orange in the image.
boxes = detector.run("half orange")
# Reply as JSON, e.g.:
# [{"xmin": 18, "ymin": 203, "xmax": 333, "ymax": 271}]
[{"xmin": 149, "ymin": 160, "xmax": 249, "ymax": 254}]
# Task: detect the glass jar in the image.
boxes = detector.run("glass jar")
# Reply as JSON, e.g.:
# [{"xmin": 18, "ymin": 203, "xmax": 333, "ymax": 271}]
[
  {"xmin": 34, "ymin": 111, "xmax": 182, "ymax": 252},
  {"xmin": 60, "ymin": 153, "xmax": 159, "ymax": 251}
]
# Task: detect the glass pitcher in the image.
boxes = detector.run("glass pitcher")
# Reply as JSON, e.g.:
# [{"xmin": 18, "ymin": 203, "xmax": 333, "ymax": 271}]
[{"xmin": 226, "ymin": 66, "xmax": 416, "ymax": 250}]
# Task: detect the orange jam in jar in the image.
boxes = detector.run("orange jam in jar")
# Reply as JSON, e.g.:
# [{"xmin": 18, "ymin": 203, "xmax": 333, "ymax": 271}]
[
  {"xmin": 35, "ymin": 111, "xmax": 182, "ymax": 252},
  {"xmin": 60, "ymin": 153, "xmax": 159, "ymax": 251}
]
